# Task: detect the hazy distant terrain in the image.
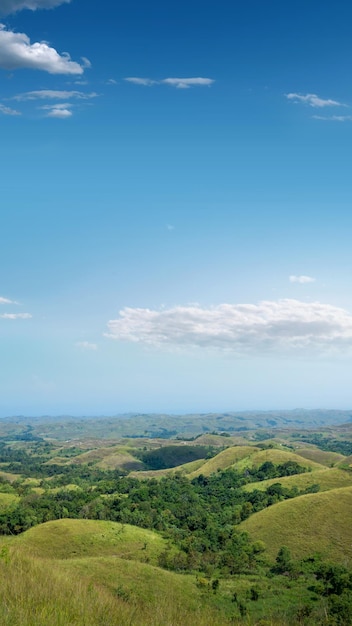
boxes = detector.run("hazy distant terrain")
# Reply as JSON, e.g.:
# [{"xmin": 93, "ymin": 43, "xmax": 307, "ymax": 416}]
[{"xmin": 2, "ymin": 409, "xmax": 352, "ymax": 441}]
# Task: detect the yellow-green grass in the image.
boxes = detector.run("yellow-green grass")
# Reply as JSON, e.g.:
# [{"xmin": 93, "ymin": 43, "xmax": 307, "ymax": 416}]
[
  {"xmin": 233, "ymin": 448, "xmax": 325, "ymax": 472},
  {"xmin": 130, "ymin": 458, "xmax": 206, "ymax": 479},
  {"xmin": 50, "ymin": 483, "xmax": 82, "ymax": 494},
  {"xmin": 294, "ymin": 448, "xmax": 345, "ymax": 466},
  {"xmin": 191, "ymin": 434, "xmax": 249, "ymax": 447},
  {"xmin": 242, "ymin": 467, "xmax": 352, "ymax": 493},
  {"xmin": 0, "ymin": 492, "xmax": 19, "ymax": 511},
  {"xmin": 188, "ymin": 446, "xmax": 260, "ymax": 478},
  {"xmin": 339, "ymin": 454, "xmax": 352, "ymax": 467},
  {"xmin": 65, "ymin": 445, "xmax": 144, "ymax": 471},
  {"xmin": 97, "ymin": 451, "xmax": 144, "ymax": 471},
  {"xmin": 0, "ymin": 549, "xmax": 233, "ymax": 626},
  {"xmin": 240, "ymin": 486, "xmax": 352, "ymax": 563},
  {"xmin": 0, "ymin": 471, "xmax": 21, "ymax": 483},
  {"xmin": 14, "ymin": 518, "xmax": 174, "ymax": 565},
  {"xmin": 22, "ymin": 477, "xmax": 42, "ymax": 486}
]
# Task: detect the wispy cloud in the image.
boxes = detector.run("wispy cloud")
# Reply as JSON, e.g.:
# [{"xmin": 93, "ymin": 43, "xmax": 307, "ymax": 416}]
[
  {"xmin": 75, "ymin": 341, "xmax": 98, "ymax": 351},
  {"xmin": 0, "ymin": 102, "xmax": 20, "ymax": 115},
  {"xmin": 0, "ymin": 24, "xmax": 86, "ymax": 74},
  {"xmin": 0, "ymin": 313, "xmax": 32, "ymax": 319},
  {"xmin": 106, "ymin": 78, "xmax": 117, "ymax": 85},
  {"xmin": 0, "ymin": 0, "xmax": 70, "ymax": 15},
  {"xmin": 125, "ymin": 76, "xmax": 214, "ymax": 89},
  {"xmin": 125, "ymin": 77, "xmax": 157, "ymax": 87},
  {"xmin": 105, "ymin": 299, "xmax": 352, "ymax": 354},
  {"xmin": 13, "ymin": 89, "xmax": 97, "ymax": 101},
  {"xmin": 162, "ymin": 77, "xmax": 214, "ymax": 89},
  {"xmin": 285, "ymin": 93, "xmax": 344, "ymax": 108},
  {"xmin": 313, "ymin": 115, "xmax": 352, "ymax": 122},
  {"xmin": 0, "ymin": 296, "xmax": 18, "ymax": 304},
  {"xmin": 289, "ymin": 275, "xmax": 315, "ymax": 284}
]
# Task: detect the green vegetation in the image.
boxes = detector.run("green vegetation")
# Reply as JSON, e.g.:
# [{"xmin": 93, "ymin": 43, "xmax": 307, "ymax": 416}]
[{"xmin": 0, "ymin": 416, "xmax": 351, "ymax": 623}]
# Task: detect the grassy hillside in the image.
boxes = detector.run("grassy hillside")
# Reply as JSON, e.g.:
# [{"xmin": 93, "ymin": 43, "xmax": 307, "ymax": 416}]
[
  {"xmin": 233, "ymin": 448, "xmax": 325, "ymax": 471},
  {"xmin": 293, "ymin": 448, "xmax": 345, "ymax": 466},
  {"xmin": 66, "ymin": 446, "xmax": 144, "ymax": 471},
  {"xmin": 130, "ymin": 458, "xmax": 206, "ymax": 479},
  {"xmin": 0, "ymin": 493, "xmax": 19, "ymax": 511},
  {"xmin": 242, "ymin": 467, "xmax": 352, "ymax": 493},
  {"xmin": 240, "ymin": 485, "xmax": 352, "ymax": 563},
  {"xmin": 0, "ymin": 549, "xmax": 232, "ymax": 626},
  {"xmin": 188, "ymin": 446, "xmax": 260, "ymax": 478},
  {"xmin": 15, "ymin": 519, "xmax": 171, "ymax": 564}
]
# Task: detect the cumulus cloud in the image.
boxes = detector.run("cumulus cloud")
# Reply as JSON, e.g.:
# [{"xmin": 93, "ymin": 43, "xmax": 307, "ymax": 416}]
[
  {"xmin": 0, "ymin": 24, "xmax": 85, "ymax": 74},
  {"xmin": 285, "ymin": 93, "xmax": 343, "ymax": 108},
  {"xmin": 0, "ymin": 102, "xmax": 21, "ymax": 115},
  {"xmin": 42, "ymin": 103, "xmax": 72, "ymax": 117},
  {"xmin": 105, "ymin": 299, "xmax": 352, "ymax": 354},
  {"xmin": 289, "ymin": 275, "xmax": 315, "ymax": 284},
  {"xmin": 0, "ymin": 0, "xmax": 70, "ymax": 14},
  {"xmin": 0, "ymin": 312, "xmax": 32, "ymax": 319},
  {"xmin": 125, "ymin": 76, "xmax": 214, "ymax": 89},
  {"xmin": 13, "ymin": 89, "xmax": 97, "ymax": 100},
  {"xmin": 75, "ymin": 341, "xmax": 98, "ymax": 351}
]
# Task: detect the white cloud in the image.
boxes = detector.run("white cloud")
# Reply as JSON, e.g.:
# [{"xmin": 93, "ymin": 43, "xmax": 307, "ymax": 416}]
[
  {"xmin": 42, "ymin": 103, "xmax": 72, "ymax": 118},
  {"xmin": 125, "ymin": 77, "xmax": 157, "ymax": 86},
  {"xmin": 0, "ymin": 24, "xmax": 85, "ymax": 74},
  {"xmin": 0, "ymin": 102, "xmax": 21, "ymax": 115},
  {"xmin": 0, "ymin": 312, "xmax": 32, "ymax": 319},
  {"xmin": 106, "ymin": 78, "xmax": 117, "ymax": 85},
  {"xmin": 286, "ymin": 93, "xmax": 343, "ymax": 108},
  {"xmin": 105, "ymin": 299, "xmax": 352, "ymax": 354},
  {"xmin": 0, "ymin": 296, "xmax": 18, "ymax": 304},
  {"xmin": 75, "ymin": 341, "xmax": 98, "ymax": 351},
  {"xmin": 125, "ymin": 76, "xmax": 214, "ymax": 89},
  {"xmin": 289, "ymin": 275, "xmax": 315, "ymax": 284},
  {"xmin": 0, "ymin": 0, "xmax": 70, "ymax": 14},
  {"xmin": 13, "ymin": 89, "xmax": 97, "ymax": 100},
  {"xmin": 313, "ymin": 115, "xmax": 352, "ymax": 122},
  {"xmin": 162, "ymin": 77, "xmax": 214, "ymax": 89}
]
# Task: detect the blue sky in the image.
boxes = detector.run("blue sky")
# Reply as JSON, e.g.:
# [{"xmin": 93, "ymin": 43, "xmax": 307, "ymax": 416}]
[{"xmin": 2, "ymin": 0, "xmax": 352, "ymax": 416}]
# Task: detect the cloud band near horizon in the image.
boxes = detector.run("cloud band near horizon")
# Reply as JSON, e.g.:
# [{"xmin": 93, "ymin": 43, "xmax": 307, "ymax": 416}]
[{"xmin": 105, "ymin": 300, "xmax": 352, "ymax": 354}]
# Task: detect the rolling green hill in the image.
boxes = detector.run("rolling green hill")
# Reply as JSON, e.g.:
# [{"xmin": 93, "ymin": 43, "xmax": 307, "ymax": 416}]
[
  {"xmin": 293, "ymin": 448, "xmax": 345, "ymax": 466},
  {"xmin": 188, "ymin": 446, "xmax": 260, "ymax": 478},
  {"xmin": 240, "ymin": 485, "xmax": 352, "ymax": 563},
  {"xmin": 242, "ymin": 466, "xmax": 352, "ymax": 493},
  {"xmin": 15, "ymin": 518, "xmax": 171, "ymax": 564}
]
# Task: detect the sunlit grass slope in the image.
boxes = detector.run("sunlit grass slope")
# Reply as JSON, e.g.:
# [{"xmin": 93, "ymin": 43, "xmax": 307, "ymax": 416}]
[
  {"xmin": 188, "ymin": 446, "xmax": 260, "ymax": 478},
  {"xmin": 240, "ymin": 486, "xmax": 352, "ymax": 563},
  {"xmin": 15, "ymin": 519, "xmax": 171, "ymax": 564},
  {"xmin": 130, "ymin": 458, "xmax": 206, "ymax": 479},
  {"xmin": 0, "ymin": 549, "xmax": 231, "ymax": 626},
  {"xmin": 293, "ymin": 448, "xmax": 345, "ymax": 466},
  {"xmin": 192, "ymin": 434, "xmax": 249, "ymax": 446},
  {"xmin": 233, "ymin": 448, "xmax": 325, "ymax": 471},
  {"xmin": 0, "ymin": 493, "xmax": 19, "ymax": 511},
  {"xmin": 242, "ymin": 467, "xmax": 352, "ymax": 493},
  {"xmin": 70, "ymin": 446, "xmax": 144, "ymax": 471}
]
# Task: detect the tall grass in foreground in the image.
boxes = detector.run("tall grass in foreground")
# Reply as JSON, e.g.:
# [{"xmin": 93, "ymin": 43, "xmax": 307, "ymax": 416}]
[{"xmin": 0, "ymin": 548, "xmax": 237, "ymax": 626}]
